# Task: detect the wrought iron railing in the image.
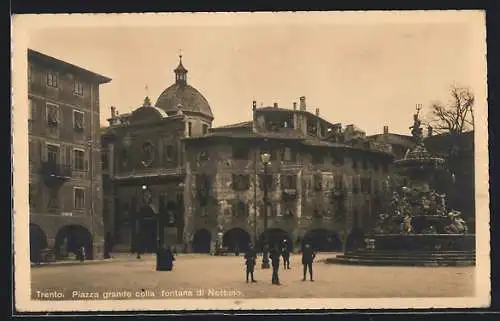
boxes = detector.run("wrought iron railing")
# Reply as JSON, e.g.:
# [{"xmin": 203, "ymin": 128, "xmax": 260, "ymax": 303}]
[{"xmin": 41, "ymin": 161, "xmax": 72, "ymax": 179}]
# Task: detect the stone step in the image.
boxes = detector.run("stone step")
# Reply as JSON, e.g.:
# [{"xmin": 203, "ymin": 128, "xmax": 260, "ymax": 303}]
[
  {"xmin": 345, "ymin": 251, "xmax": 475, "ymax": 257},
  {"xmin": 337, "ymin": 255, "xmax": 476, "ymax": 262},
  {"xmin": 326, "ymin": 257, "xmax": 475, "ymax": 267}
]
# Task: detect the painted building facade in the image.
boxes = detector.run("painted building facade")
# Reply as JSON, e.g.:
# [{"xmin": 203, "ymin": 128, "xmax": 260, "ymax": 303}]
[
  {"xmin": 28, "ymin": 49, "xmax": 111, "ymax": 261},
  {"xmin": 102, "ymin": 56, "xmax": 394, "ymax": 254}
]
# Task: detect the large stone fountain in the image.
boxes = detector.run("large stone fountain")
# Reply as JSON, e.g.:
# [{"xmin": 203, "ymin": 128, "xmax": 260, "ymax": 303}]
[{"xmin": 328, "ymin": 109, "xmax": 475, "ymax": 266}]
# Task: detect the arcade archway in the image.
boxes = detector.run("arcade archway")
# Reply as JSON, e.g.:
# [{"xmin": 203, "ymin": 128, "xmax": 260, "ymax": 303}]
[
  {"xmin": 192, "ymin": 228, "xmax": 211, "ymax": 253},
  {"xmin": 303, "ymin": 229, "xmax": 342, "ymax": 252},
  {"xmin": 259, "ymin": 228, "xmax": 291, "ymax": 251},
  {"xmin": 29, "ymin": 224, "xmax": 48, "ymax": 263},
  {"xmin": 54, "ymin": 225, "xmax": 93, "ymax": 259},
  {"xmin": 222, "ymin": 228, "xmax": 251, "ymax": 253}
]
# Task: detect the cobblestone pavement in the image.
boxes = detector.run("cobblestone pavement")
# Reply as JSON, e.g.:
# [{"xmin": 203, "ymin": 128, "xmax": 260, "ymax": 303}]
[{"xmin": 30, "ymin": 253, "xmax": 474, "ymax": 300}]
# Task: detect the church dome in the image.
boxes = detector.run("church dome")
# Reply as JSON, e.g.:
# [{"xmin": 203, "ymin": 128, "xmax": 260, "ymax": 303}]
[{"xmin": 155, "ymin": 55, "xmax": 214, "ymax": 119}]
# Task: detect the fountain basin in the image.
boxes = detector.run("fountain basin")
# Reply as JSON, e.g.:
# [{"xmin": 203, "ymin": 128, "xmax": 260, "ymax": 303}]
[{"xmin": 326, "ymin": 234, "xmax": 475, "ymax": 266}]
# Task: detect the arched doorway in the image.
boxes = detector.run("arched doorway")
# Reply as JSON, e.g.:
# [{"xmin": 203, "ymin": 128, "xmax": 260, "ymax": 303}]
[
  {"xmin": 192, "ymin": 229, "xmax": 211, "ymax": 253},
  {"xmin": 303, "ymin": 229, "xmax": 342, "ymax": 252},
  {"xmin": 222, "ymin": 228, "xmax": 251, "ymax": 253},
  {"xmin": 29, "ymin": 224, "xmax": 48, "ymax": 263},
  {"xmin": 138, "ymin": 204, "xmax": 158, "ymax": 253},
  {"xmin": 54, "ymin": 225, "xmax": 93, "ymax": 260},
  {"xmin": 259, "ymin": 228, "xmax": 291, "ymax": 251}
]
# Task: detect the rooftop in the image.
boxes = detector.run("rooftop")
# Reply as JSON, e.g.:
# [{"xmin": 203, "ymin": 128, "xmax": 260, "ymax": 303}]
[{"xmin": 28, "ymin": 49, "xmax": 112, "ymax": 84}]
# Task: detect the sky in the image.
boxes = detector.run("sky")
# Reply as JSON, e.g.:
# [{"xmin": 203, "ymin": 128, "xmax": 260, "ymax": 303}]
[{"xmin": 24, "ymin": 12, "xmax": 486, "ymax": 135}]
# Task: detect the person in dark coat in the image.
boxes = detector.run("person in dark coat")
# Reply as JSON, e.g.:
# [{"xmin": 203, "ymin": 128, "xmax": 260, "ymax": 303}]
[
  {"xmin": 301, "ymin": 243, "xmax": 316, "ymax": 281},
  {"xmin": 244, "ymin": 243, "xmax": 257, "ymax": 283},
  {"xmin": 281, "ymin": 239, "xmax": 291, "ymax": 269},
  {"xmin": 270, "ymin": 244, "xmax": 281, "ymax": 285},
  {"xmin": 157, "ymin": 246, "xmax": 176, "ymax": 271}
]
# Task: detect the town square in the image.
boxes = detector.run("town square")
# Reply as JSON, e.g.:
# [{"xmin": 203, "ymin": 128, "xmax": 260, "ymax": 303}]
[
  {"xmin": 31, "ymin": 253, "xmax": 474, "ymax": 299},
  {"xmin": 12, "ymin": 11, "xmax": 489, "ymax": 311}
]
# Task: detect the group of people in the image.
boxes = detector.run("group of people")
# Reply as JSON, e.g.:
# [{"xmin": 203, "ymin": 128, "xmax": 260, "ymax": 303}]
[{"xmin": 243, "ymin": 239, "xmax": 317, "ymax": 285}]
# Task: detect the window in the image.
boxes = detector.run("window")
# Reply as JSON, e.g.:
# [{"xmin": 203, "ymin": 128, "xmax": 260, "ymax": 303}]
[
  {"xmin": 313, "ymin": 173, "xmax": 322, "ymax": 191},
  {"xmin": 280, "ymin": 147, "xmax": 296, "ymax": 162},
  {"xmin": 46, "ymin": 103, "xmax": 59, "ymax": 126},
  {"xmin": 232, "ymin": 201, "xmax": 247, "ymax": 217},
  {"xmin": 73, "ymin": 110, "xmax": 84, "ymax": 132},
  {"xmin": 47, "ymin": 188, "xmax": 59, "ymax": 209},
  {"xmin": 281, "ymin": 175, "xmax": 297, "ymax": 190},
  {"xmin": 373, "ymin": 160, "xmax": 379, "ymax": 171},
  {"xmin": 202, "ymin": 124, "xmax": 209, "ymax": 135},
  {"xmin": 29, "ymin": 99, "xmax": 35, "ymax": 120},
  {"xmin": 74, "ymin": 188, "xmax": 85, "ymax": 209},
  {"xmin": 361, "ymin": 177, "xmax": 372, "ymax": 194},
  {"xmin": 74, "ymin": 149, "xmax": 85, "ymax": 171},
  {"xmin": 73, "ymin": 79, "xmax": 84, "ymax": 96},
  {"xmin": 164, "ymin": 145, "xmax": 174, "ymax": 162},
  {"xmin": 334, "ymin": 175, "xmax": 343, "ymax": 190},
  {"xmin": 352, "ymin": 176, "xmax": 359, "ymax": 194},
  {"xmin": 28, "ymin": 63, "xmax": 34, "ymax": 84},
  {"xmin": 232, "ymin": 146, "xmax": 249, "ymax": 160},
  {"xmin": 47, "ymin": 144, "xmax": 59, "ymax": 164},
  {"xmin": 101, "ymin": 152, "xmax": 108, "ymax": 170},
  {"xmin": 232, "ymin": 174, "xmax": 250, "ymax": 191},
  {"xmin": 382, "ymin": 162, "xmax": 389, "ymax": 173},
  {"xmin": 46, "ymin": 71, "xmax": 58, "ymax": 88},
  {"xmin": 196, "ymin": 174, "xmax": 211, "ymax": 205},
  {"xmin": 259, "ymin": 174, "xmax": 274, "ymax": 190},
  {"xmin": 29, "ymin": 184, "xmax": 36, "ymax": 208},
  {"xmin": 331, "ymin": 151, "xmax": 344, "ymax": 166},
  {"xmin": 187, "ymin": 122, "xmax": 192, "ymax": 137},
  {"xmin": 282, "ymin": 203, "xmax": 294, "ymax": 217}
]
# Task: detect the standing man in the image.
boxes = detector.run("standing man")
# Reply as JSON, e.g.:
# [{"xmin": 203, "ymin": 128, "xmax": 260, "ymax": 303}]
[
  {"xmin": 270, "ymin": 244, "xmax": 281, "ymax": 285},
  {"xmin": 301, "ymin": 243, "xmax": 316, "ymax": 281},
  {"xmin": 281, "ymin": 239, "xmax": 291, "ymax": 269},
  {"xmin": 244, "ymin": 242, "xmax": 257, "ymax": 283}
]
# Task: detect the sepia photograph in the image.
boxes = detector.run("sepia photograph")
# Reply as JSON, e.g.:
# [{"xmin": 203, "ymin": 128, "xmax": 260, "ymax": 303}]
[{"xmin": 12, "ymin": 11, "xmax": 490, "ymax": 312}]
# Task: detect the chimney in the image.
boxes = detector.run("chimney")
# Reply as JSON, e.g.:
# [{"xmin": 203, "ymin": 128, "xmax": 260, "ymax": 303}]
[
  {"xmin": 110, "ymin": 106, "xmax": 116, "ymax": 118},
  {"xmin": 299, "ymin": 96, "xmax": 306, "ymax": 111},
  {"xmin": 427, "ymin": 125, "xmax": 433, "ymax": 137},
  {"xmin": 315, "ymin": 108, "xmax": 320, "ymax": 116},
  {"xmin": 383, "ymin": 125, "xmax": 389, "ymax": 143},
  {"xmin": 273, "ymin": 102, "xmax": 278, "ymax": 108},
  {"xmin": 293, "ymin": 102, "xmax": 297, "ymax": 110},
  {"xmin": 252, "ymin": 100, "xmax": 257, "ymax": 111}
]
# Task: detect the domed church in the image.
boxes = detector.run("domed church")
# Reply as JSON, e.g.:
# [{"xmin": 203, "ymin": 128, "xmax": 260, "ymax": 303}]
[{"xmin": 101, "ymin": 55, "xmax": 215, "ymax": 253}]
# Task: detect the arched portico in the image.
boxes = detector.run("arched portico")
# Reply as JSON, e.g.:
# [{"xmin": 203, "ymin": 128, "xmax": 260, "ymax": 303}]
[
  {"xmin": 303, "ymin": 228, "xmax": 342, "ymax": 252},
  {"xmin": 29, "ymin": 223, "xmax": 48, "ymax": 263},
  {"xmin": 192, "ymin": 228, "xmax": 211, "ymax": 253},
  {"xmin": 222, "ymin": 228, "xmax": 251, "ymax": 253},
  {"xmin": 259, "ymin": 228, "xmax": 291, "ymax": 251},
  {"xmin": 54, "ymin": 225, "xmax": 93, "ymax": 259}
]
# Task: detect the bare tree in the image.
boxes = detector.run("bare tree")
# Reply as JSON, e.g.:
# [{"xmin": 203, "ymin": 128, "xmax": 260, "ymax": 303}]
[{"xmin": 427, "ymin": 85, "xmax": 475, "ymax": 136}]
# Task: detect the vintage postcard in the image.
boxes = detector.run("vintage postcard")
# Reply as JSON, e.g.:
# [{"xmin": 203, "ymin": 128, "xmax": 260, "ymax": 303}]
[{"xmin": 12, "ymin": 11, "xmax": 490, "ymax": 312}]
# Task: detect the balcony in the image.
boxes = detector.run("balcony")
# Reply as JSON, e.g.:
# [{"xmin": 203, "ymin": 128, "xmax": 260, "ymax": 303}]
[
  {"xmin": 282, "ymin": 188, "xmax": 297, "ymax": 201},
  {"xmin": 40, "ymin": 162, "xmax": 72, "ymax": 184}
]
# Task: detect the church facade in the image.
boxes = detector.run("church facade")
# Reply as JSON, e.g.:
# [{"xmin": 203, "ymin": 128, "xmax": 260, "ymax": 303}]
[{"xmin": 101, "ymin": 56, "xmax": 394, "ymax": 254}]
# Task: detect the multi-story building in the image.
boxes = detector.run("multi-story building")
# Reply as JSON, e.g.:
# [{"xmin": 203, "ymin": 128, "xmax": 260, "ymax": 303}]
[
  {"xmin": 101, "ymin": 55, "xmax": 394, "ymax": 254},
  {"xmin": 28, "ymin": 49, "xmax": 111, "ymax": 261}
]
